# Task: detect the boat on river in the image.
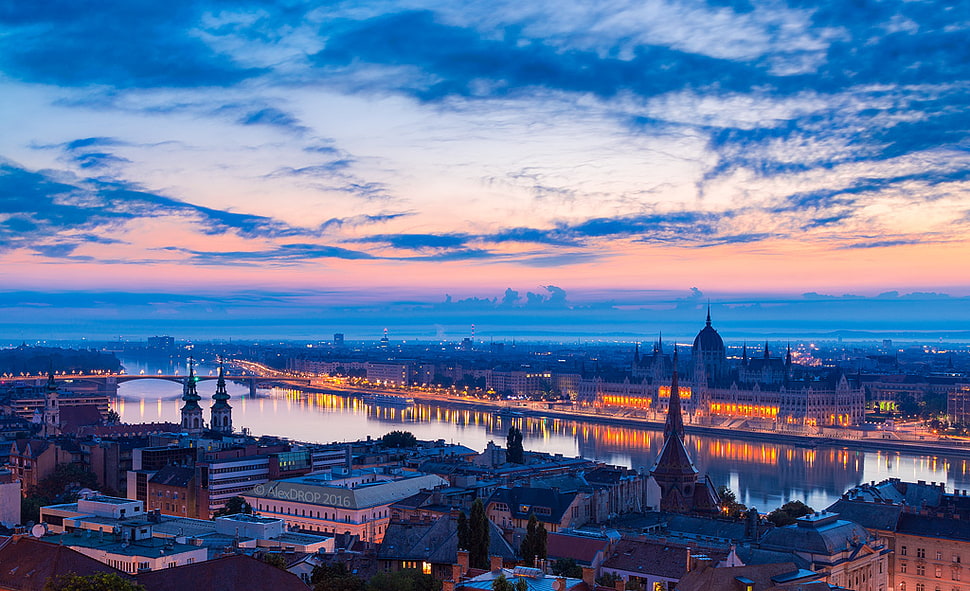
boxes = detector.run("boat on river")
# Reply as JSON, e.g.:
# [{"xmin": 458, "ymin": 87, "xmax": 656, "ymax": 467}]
[{"xmin": 361, "ymin": 392, "xmax": 415, "ymax": 406}]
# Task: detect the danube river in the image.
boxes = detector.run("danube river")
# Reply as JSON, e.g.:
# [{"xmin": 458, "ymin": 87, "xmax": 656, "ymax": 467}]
[{"xmin": 115, "ymin": 358, "xmax": 970, "ymax": 513}]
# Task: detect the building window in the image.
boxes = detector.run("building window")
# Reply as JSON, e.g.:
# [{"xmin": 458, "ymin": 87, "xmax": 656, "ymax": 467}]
[
  {"xmin": 920, "ymin": 548, "xmax": 927, "ymax": 559},
  {"xmin": 902, "ymin": 546, "xmax": 909, "ymax": 556},
  {"xmin": 954, "ymin": 571, "xmax": 961, "ymax": 581},
  {"xmin": 939, "ymin": 566, "xmax": 945, "ymax": 578},
  {"xmin": 919, "ymin": 565, "xmax": 927, "ymax": 577},
  {"xmin": 955, "ymin": 555, "xmax": 962, "ymax": 564},
  {"xmin": 902, "ymin": 562, "xmax": 908, "ymax": 574},
  {"xmin": 940, "ymin": 552, "xmax": 945, "ymax": 561}
]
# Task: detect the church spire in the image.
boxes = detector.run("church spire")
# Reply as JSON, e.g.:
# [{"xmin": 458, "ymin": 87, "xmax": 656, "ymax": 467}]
[
  {"xmin": 181, "ymin": 357, "xmax": 204, "ymax": 434},
  {"xmin": 657, "ymin": 332, "xmax": 663, "ymax": 354},
  {"xmin": 742, "ymin": 341, "xmax": 748, "ymax": 363},
  {"xmin": 664, "ymin": 347, "xmax": 685, "ymax": 440},
  {"xmin": 634, "ymin": 342, "xmax": 641, "ymax": 365},
  {"xmin": 210, "ymin": 359, "xmax": 233, "ymax": 434},
  {"xmin": 705, "ymin": 304, "xmax": 712, "ymax": 327},
  {"xmin": 763, "ymin": 340, "xmax": 770, "ymax": 359},
  {"xmin": 786, "ymin": 342, "xmax": 792, "ymax": 366}
]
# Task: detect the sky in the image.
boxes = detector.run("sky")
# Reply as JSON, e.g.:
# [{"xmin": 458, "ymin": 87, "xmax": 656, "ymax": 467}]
[{"xmin": 1, "ymin": 0, "xmax": 969, "ymax": 339}]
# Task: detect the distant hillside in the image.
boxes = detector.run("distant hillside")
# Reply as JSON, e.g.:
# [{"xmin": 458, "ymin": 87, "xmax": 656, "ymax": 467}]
[{"xmin": 0, "ymin": 346, "xmax": 122, "ymax": 375}]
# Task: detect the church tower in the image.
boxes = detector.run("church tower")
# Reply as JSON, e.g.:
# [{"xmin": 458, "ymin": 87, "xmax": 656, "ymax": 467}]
[
  {"xmin": 651, "ymin": 348, "xmax": 721, "ymax": 514},
  {"xmin": 42, "ymin": 372, "xmax": 60, "ymax": 437},
  {"xmin": 180, "ymin": 359, "xmax": 204, "ymax": 434},
  {"xmin": 651, "ymin": 348, "xmax": 697, "ymax": 512},
  {"xmin": 210, "ymin": 361, "xmax": 233, "ymax": 434}
]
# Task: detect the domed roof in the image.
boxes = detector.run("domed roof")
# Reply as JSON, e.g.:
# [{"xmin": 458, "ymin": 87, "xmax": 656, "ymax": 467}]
[{"xmin": 692, "ymin": 308, "xmax": 725, "ymax": 353}]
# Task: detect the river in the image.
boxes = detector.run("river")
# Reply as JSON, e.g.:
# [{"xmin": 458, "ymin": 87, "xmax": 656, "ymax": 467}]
[{"xmin": 114, "ymin": 357, "xmax": 970, "ymax": 513}]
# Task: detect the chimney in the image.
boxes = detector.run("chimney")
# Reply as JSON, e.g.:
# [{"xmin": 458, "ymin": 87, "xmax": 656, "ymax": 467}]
[
  {"xmin": 458, "ymin": 550, "xmax": 470, "ymax": 575},
  {"xmin": 614, "ymin": 579, "xmax": 625, "ymax": 591},
  {"xmin": 442, "ymin": 581, "xmax": 456, "ymax": 591},
  {"xmin": 490, "ymin": 555, "xmax": 504, "ymax": 572},
  {"xmin": 452, "ymin": 563, "xmax": 463, "ymax": 584},
  {"xmin": 581, "ymin": 567, "xmax": 595, "ymax": 587}
]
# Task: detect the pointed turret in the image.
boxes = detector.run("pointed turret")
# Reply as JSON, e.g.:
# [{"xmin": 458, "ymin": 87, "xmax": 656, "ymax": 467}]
[
  {"xmin": 705, "ymin": 304, "xmax": 712, "ymax": 327},
  {"xmin": 742, "ymin": 341, "xmax": 748, "ymax": 364},
  {"xmin": 656, "ymin": 332, "xmax": 664, "ymax": 355},
  {"xmin": 785, "ymin": 343, "xmax": 792, "ymax": 367},
  {"xmin": 763, "ymin": 341, "xmax": 770, "ymax": 359},
  {"xmin": 180, "ymin": 358, "xmax": 204, "ymax": 434},
  {"xmin": 663, "ymin": 347, "xmax": 685, "ymax": 440},
  {"xmin": 210, "ymin": 360, "xmax": 233, "ymax": 434}
]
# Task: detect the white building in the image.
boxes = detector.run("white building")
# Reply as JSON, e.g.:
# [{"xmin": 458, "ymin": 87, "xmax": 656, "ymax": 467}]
[{"xmin": 242, "ymin": 469, "xmax": 448, "ymax": 543}]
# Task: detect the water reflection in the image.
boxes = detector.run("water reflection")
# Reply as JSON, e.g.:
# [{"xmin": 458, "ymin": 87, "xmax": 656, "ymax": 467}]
[{"xmin": 115, "ymin": 365, "xmax": 970, "ymax": 512}]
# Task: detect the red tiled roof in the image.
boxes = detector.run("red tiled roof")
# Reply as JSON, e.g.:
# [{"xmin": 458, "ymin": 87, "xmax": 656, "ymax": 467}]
[
  {"xmin": 0, "ymin": 535, "xmax": 126, "ymax": 591},
  {"xmin": 546, "ymin": 533, "xmax": 609, "ymax": 564},
  {"xmin": 135, "ymin": 554, "xmax": 307, "ymax": 591}
]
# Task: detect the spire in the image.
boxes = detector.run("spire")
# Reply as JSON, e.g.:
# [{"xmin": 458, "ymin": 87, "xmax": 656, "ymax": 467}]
[
  {"xmin": 786, "ymin": 342, "xmax": 792, "ymax": 366},
  {"xmin": 742, "ymin": 341, "xmax": 748, "ymax": 363},
  {"xmin": 763, "ymin": 341, "xmax": 770, "ymax": 359},
  {"xmin": 181, "ymin": 357, "xmax": 202, "ymax": 411},
  {"xmin": 705, "ymin": 304, "xmax": 712, "ymax": 327},
  {"xmin": 212, "ymin": 361, "xmax": 231, "ymax": 407},
  {"xmin": 657, "ymin": 332, "xmax": 663, "ymax": 354},
  {"xmin": 664, "ymin": 347, "xmax": 685, "ymax": 440},
  {"xmin": 634, "ymin": 342, "xmax": 641, "ymax": 365},
  {"xmin": 46, "ymin": 370, "xmax": 57, "ymax": 392}
]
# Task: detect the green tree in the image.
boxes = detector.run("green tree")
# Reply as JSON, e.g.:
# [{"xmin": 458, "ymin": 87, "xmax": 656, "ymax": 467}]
[
  {"xmin": 382, "ymin": 430, "xmax": 418, "ymax": 448},
  {"xmin": 311, "ymin": 564, "xmax": 365, "ymax": 591},
  {"xmin": 364, "ymin": 569, "xmax": 437, "ymax": 591},
  {"xmin": 717, "ymin": 485, "xmax": 747, "ymax": 520},
  {"xmin": 45, "ymin": 572, "xmax": 145, "ymax": 591},
  {"xmin": 468, "ymin": 498, "xmax": 491, "ymax": 570},
  {"xmin": 214, "ymin": 496, "xmax": 253, "ymax": 517},
  {"xmin": 505, "ymin": 427, "xmax": 524, "ymax": 464},
  {"xmin": 262, "ymin": 552, "xmax": 288, "ymax": 570},
  {"xmin": 767, "ymin": 500, "xmax": 814, "ymax": 527},
  {"xmin": 490, "ymin": 574, "xmax": 527, "ymax": 591},
  {"xmin": 519, "ymin": 513, "xmax": 547, "ymax": 566},
  {"xmin": 457, "ymin": 509, "xmax": 469, "ymax": 550},
  {"xmin": 104, "ymin": 410, "xmax": 121, "ymax": 425},
  {"xmin": 34, "ymin": 463, "xmax": 99, "ymax": 501},
  {"xmin": 551, "ymin": 558, "xmax": 583, "ymax": 579}
]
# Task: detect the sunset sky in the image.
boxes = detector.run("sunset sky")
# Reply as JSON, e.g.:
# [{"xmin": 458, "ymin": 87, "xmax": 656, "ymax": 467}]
[{"xmin": 1, "ymin": 0, "xmax": 968, "ymax": 339}]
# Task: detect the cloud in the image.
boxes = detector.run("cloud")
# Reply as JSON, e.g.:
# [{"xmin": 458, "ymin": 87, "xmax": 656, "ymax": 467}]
[{"xmin": 0, "ymin": 1, "xmax": 265, "ymax": 88}]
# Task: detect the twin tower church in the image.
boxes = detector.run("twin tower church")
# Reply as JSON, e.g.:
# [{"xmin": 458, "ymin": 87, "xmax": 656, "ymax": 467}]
[{"xmin": 180, "ymin": 360, "xmax": 233, "ymax": 435}]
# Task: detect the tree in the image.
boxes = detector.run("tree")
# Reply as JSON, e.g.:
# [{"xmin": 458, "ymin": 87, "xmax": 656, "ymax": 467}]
[
  {"xmin": 262, "ymin": 552, "xmax": 288, "ymax": 570},
  {"xmin": 457, "ymin": 509, "xmax": 469, "ymax": 550},
  {"xmin": 767, "ymin": 500, "xmax": 814, "ymax": 527},
  {"xmin": 519, "ymin": 513, "xmax": 547, "ymax": 566},
  {"xmin": 717, "ymin": 485, "xmax": 747, "ymax": 520},
  {"xmin": 45, "ymin": 572, "xmax": 145, "ymax": 591},
  {"xmin": 104, "ymin": 410, "xmax": 121, "ymax": 425},
  {"xmin": 312, "ymin": 564, "xmax": 364, "ymax": 591},
  {"xmin": 34, "ymin": 463, "xmax": 99, "ymax": 501},
  {"xmin": 551, "ymin": 558, "xmax": 583, "ymax": 579},
  {"xmin": 382, "ymin": 430, "xmax": 418, "ymax": 448},
  {"xmin": 214, "ymin": 496, "xmax": 253, "ymax": 517},
  {"xmin": 505, "ymin": 426, "xmax": 524, "ymax": 464},
  {"xmin": 491, "ymin": 574, "xmax": 527, "ymax": 591},
  {"xmin": 468, "ymin": 498, "xmax": 491, "ymax": 570},
  {"xmin": 364, "ymin": 569, "xmax": 437, "ymax": 591}
]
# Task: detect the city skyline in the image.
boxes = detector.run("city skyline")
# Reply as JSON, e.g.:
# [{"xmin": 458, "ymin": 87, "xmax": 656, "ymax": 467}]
[{"xmin": 1, "ymin": 0, "xmax": 968, "ymax": 337}]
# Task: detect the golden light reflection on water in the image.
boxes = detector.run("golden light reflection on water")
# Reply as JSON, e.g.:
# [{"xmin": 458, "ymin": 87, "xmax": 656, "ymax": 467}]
[{"xmin": 116, "ymin": 382, "xmax": 970, "ymax": 510}]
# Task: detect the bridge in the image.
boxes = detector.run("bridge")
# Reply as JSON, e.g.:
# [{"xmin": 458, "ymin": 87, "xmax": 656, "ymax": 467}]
[{"xmin": 44, "ymin": 374, "xmax": 311, "ymax": 395}]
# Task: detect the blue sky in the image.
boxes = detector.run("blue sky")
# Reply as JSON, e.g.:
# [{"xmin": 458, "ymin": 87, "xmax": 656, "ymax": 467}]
[{"xmin": 1, "ymin": 0, "xmax": 968, "ymax": 338}]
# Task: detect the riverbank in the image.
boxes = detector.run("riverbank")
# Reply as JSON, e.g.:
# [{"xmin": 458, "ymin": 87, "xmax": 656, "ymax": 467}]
[{"xmin": 284, "ymin": 380, "xmax": 970, "ymax": 460}]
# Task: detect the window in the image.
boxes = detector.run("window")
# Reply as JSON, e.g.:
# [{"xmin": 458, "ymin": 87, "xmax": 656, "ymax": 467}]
[
  {"xmin": 919, "ymin": 565, "xmax": 927, "ymax": 576},
  {"xmin": 903, "ymin": 546, "xmax": 909, "ymax": 556},
  {"xmin": 940, "ymin": 552, "xmax": 945, "ymax": 561},
  {"xmin": 920, "ymin": 548, "xmax": 927, "ymax": 559},
  {"xmin": 902, "ymin": 562, "xmax": 908, "ymax": 574},
  {"xmin": 939, "ymin": 566, "xmax": 945, "ymax": 578},
  {"xmin": 955, "ymin": 555, "xmax": 962, "ymax": 564},
  {"xmin": 954, "ymin": 571, "xmax": 961, "ymax": 581}
]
